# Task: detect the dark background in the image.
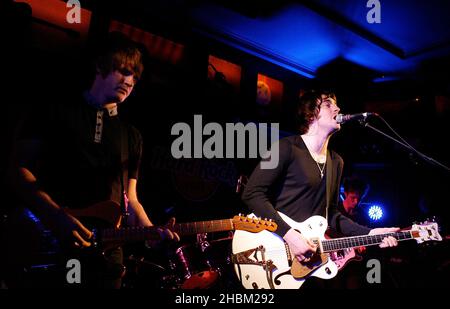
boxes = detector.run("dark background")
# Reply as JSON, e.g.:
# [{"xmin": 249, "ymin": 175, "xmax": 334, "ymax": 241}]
[{"xmin": 1, "ymin": 0, "xmax": 449, "ymax": 288}]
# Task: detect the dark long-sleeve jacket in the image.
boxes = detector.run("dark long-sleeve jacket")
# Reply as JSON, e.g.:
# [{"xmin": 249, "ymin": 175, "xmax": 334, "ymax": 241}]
[{"xmin": 242, "ymin": 135, "xmax": 370, "ymax": 237}]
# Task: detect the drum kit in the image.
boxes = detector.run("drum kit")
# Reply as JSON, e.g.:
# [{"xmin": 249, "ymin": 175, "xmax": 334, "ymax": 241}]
[{"xmin": 123, "ymin": 232, "xmax": 237, "ymax": 289}]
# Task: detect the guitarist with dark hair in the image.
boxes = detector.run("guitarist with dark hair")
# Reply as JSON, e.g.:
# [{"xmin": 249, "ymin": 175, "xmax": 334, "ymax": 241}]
[
  {"xmin": 339, "ymin": 176, "xmax": 369, "ymax": 223},
  {"xmin": 240, "ymin": 90, "xmax": 400, "ymax": 289},
  {"xmin": 7, "ymin": 32, "xmax": 179, "ymax": 288}
]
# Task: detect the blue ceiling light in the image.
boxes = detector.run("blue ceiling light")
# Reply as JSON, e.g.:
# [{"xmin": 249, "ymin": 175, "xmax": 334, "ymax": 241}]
[
  {"xmin": 190, "ymin": 4, "xmax": 342, "ymax": 78},
  {"xmin": 321, "ymin": 0, "xmax": 450, "ymax": 56},
  {"xmin": 368, "ymin": 204, "xmax": 384, "ymax": 221},
  {"xmin": 190, "ymin": 1, "xmax": 450, "ymax": 79},
  {"xmin": 372, "ymin": 75, "xmax": 401, "ymax": 83}
]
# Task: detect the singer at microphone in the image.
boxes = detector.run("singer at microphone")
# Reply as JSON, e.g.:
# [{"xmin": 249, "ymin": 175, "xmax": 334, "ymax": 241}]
[{"xmin": 336, "ymin": 112, "xmax": 377, "ymax": 124}]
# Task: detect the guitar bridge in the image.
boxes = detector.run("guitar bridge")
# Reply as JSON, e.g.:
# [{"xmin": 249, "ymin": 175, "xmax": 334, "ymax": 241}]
[{"xmin": 232, "ymin": 245, "xmax": 276, "ymax": 271}]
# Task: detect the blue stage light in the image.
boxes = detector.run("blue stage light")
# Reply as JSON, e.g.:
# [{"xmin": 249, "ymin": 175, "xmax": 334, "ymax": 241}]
[{"xmin": 368, "ymin": 205, "xmax": 384, "ymax": 221}]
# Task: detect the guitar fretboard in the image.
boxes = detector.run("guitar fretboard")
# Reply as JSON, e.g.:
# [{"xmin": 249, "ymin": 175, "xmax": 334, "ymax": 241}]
[
  {"xmin": 101, "ymin": 226, "xmax": 161, "ymax": 242},
  {"xmin": 322, "ymin": 231, "xmax": 416, "ymax": 252},
  {"xmin": 99, "ymin": 219, "xmax": 234, "ymax": 243},
  {"xmin": 174, "ymin": 219, "xmax": 234, "ymax": 235}
]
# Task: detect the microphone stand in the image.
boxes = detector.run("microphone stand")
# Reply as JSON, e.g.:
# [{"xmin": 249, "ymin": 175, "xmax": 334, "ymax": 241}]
[{"xmin": 359, "ymin": 119, "xmax": 450, "ymax": 172}]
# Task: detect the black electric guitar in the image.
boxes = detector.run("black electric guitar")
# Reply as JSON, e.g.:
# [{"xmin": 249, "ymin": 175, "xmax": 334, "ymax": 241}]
[{"xmin": 5, "ymin": 201, "xmax": 277, "ymax": 270}]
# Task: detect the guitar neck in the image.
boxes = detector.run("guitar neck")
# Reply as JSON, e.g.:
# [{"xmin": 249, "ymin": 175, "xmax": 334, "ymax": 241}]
[
  {"xmin": 99, "ymin": 219, "xmax": 234, "ymax": 243},
  {"xmin": 321, "ymin": 230, "xmax": 417, "ymax": 252},
  {"xmin": 99, "ymin": 226, "xmax": 160, "ymax": 243},
  {"xmin": 174, "ymin": 219, "xmax": 234, "ymax": 236}
]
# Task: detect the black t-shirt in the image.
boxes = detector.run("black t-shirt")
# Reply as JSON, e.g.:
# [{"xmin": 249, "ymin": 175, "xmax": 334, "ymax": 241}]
[
  {"xmin": 242, "ymin": 135, "xmax": 370, "ymax": 237},
  {"xmin": 19, "ymin": 94, "xmax": 143, "ymax": 209}
]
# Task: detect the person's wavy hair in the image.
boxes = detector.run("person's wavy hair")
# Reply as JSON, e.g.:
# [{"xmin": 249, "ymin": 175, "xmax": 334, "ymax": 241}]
[
  {"xmin": 95, "ymin": 31, "xmax": 144, "ymax": 81},
  {"xmin": 296, "ymin": 90, "xmax": 336, "ymax": 134}
]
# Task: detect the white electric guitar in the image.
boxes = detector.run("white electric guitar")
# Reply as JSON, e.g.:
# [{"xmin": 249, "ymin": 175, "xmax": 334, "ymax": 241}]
[{"xmin": 232, "ymin": 212, "xmax": 442, "ymax": 289}]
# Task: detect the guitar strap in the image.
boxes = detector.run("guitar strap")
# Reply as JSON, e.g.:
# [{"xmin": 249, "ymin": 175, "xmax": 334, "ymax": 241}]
[
  {"xmin": 120, "ymin": 124, "xmax": 130, "ymax": 227},
  {"xmin": 325, "ymin": 150, "xmax": 333, "ymax": 223}
]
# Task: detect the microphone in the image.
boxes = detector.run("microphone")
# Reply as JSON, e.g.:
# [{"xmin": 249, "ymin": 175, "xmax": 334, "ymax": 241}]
[{"xmin": 336, "ymin": 112, "xmax": 377, "ymax": 124}]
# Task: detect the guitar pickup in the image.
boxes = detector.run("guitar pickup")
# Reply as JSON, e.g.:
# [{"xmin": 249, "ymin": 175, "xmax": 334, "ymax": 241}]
[{"xmin": 310, "ymin": 237, "xmax": 323, "ymax": 253}]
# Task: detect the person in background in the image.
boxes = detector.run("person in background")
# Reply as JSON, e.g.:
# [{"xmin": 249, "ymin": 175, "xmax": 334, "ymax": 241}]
[{"xmin": 8, "ymin": 32, "xmax": 178, "ymax": 288}]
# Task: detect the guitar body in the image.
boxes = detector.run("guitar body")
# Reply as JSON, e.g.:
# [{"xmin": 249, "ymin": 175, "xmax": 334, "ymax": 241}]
[
  {"xmin": 66, "ymin": 201, "xmax": 122, "ymax": 229},
  {"xmin": 65, "ymin": 201, "xmax": 127, "ymax": 254},
  {"xmin": 4, "ymin": 201, "xmax": 122, "ymax": 268},
  {"xmin": 232, "ymin": 213, "xmax": 443, "ymax": 289},
  {"xmin": 232, "ymin": 213, "xmax": 338, "ymax": 289},
  {"xmin": 324, "ymin": 233, "xmax": 363, "ymax": 271},
  {"xmin": 330, "ymin": 248, "xmax": 362, "ymax": 271}
]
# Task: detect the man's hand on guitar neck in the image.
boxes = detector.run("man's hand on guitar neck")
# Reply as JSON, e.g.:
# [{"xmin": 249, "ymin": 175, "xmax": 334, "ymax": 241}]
[
  {"xmin": 283, "ymin": 228, "xmax": 317, "ymax": 263},
  {"xmin": 53, "ymin": 210, "xmax": 93, "ymax": 249},
  {"xmin": 159, "ymin": 217, "xmax": 180, "ymax": 242},
  {"xmin": 145, "ymin": 217, "xmax": 180, "ymax": 248},
  {"xmin": 369, "ymin": 227, "xmax": 400, "ymax": 248}
]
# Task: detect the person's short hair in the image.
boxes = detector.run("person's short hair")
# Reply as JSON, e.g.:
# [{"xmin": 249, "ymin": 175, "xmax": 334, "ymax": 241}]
[
  {"xmin": 296, "ymin": 90, "xmax": 336, "ymax": 134},
  {"xmin": 343, "ymin": 176, "xmax": 369, "ymax": 198},
  {"xmin": 95, "ymin": 31, "xmax": 144, "ymax": 81}
]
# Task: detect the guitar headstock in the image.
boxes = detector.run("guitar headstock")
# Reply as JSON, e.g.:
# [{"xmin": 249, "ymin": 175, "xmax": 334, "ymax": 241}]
[
  {"xmin": 411, "ymin": 220, "xmax": 442, "ymax": 244},
  {"xmin": 232, "ymin": 214, "xmax": 278, "ymax": 233}
]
